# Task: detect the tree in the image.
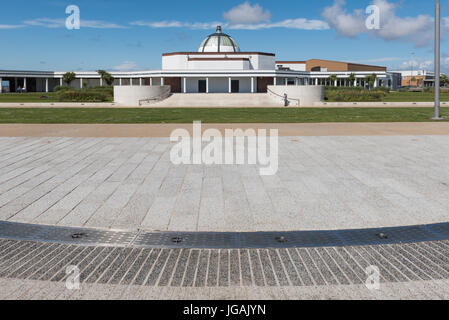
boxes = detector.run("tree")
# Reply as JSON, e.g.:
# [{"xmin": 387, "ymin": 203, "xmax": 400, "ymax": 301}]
[
  {"xmin": 62, "ymin": 72, "xmax": 76, "ymax": 86},
  {"xmin": 329, "ymin": 74, "xmax": 338, "ymax": 86},
  {"xmin": 348, "ymin": 73, "xmax": 356, "ymax": 86},
  {"xmin": 411, "ymin": 77, "xmax": 417, "ymax": 87},
  {"xmin": 97, "ymin": 70, "xmax": 115, "ymax": 86},
  {"xmin": 365, "ymin": 73, "xmax": 377, "ymax": 90},
  {"xmin": 441, "ymin": 74, "xmax": 448, "ymax": 87}
]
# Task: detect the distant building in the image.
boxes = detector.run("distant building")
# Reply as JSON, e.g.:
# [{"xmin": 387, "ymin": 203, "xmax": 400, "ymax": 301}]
[
  {"xmin": 393, "ymin": 70, "xmax": 444, "ymax": 87},
  {"xmin": 0, "ymin": 26, "xmax": 401, "ymax": 94}
]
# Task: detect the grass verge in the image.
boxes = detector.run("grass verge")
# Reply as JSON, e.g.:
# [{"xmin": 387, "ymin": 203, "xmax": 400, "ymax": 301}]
[{"xmin": 0, "ymin": 108, "xmax": 448, "ymax": 124}]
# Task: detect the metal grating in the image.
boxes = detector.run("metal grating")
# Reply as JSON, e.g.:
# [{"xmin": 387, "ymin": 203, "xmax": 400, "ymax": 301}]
[{"xmin": 1, "ymin": 221, "xmax": 449, "ymax": 249}]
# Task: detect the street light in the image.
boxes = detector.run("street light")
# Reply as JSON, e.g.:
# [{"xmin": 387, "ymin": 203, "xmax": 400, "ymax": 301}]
[{"xmin": 434, "ymin": 0, "xmax": 444, "ymax": 120}]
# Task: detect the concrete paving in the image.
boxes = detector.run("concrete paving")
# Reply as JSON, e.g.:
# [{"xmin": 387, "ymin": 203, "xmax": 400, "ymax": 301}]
[
  {"xmin": 1, "ymin": 275, "xmax": 448, "ymax": 300},
  {"xmin": 0, "ymin": 135, "xmax": 448, "ymax": 232}
]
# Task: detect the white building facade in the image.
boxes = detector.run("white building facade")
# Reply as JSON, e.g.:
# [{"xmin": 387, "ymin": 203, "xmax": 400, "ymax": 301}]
[{"xmin": 0, "ymin": 26, "xmax": 399, "ymax": 94}]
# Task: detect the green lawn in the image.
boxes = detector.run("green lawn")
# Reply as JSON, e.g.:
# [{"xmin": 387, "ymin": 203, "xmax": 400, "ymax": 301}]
[
  {"xmin": 0, "ymin": 93, "xmax": 60, "ymax": 103},
  {"xmin": 0, "ymin": 108, "xmax": 447, "ymax": 123}
]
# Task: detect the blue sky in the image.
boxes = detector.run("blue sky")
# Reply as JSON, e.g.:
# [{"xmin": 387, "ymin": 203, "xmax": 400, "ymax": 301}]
[{"xmin": 1, "ymin": 0, "xmax": 449, "ymax": 72}]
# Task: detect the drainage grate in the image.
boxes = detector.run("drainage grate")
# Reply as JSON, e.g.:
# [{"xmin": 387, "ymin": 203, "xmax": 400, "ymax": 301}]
[{"xmin": 0, "ymin": 221, "xmax": 448, "ymax": 249}]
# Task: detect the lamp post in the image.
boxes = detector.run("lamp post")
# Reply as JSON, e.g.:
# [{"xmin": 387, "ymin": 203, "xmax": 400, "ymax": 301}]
[{"xmin": 434, "ymin": 0, "xmax": 444, "ymax": 120}]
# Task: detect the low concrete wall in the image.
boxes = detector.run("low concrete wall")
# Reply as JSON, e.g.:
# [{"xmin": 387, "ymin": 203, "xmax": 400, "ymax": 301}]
[
  {"xmin": 114, "ymin": 86, "xmax": 171, "ymax": 106},
  {"xmin": 267, "ymin": 85, "xmax": 324, "ymax": 107}
]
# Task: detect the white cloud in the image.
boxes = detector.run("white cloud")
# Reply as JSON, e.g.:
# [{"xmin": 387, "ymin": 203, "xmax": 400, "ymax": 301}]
[
  {"xmin": 81, "ymin": 20, "xmax": 127, "ymax": 29},
  {"xmin": 23, "ymin": 18, "xmax": 126, "ymax": 29},
  {"xmin": 0, "ymin": 24, "xmax": 25, "ymax": 29},
  {"xmin": 23, "ymin": 18, "xmax": 65, "ymax": 28},
  {"xmin": 359, "ymin": 57, "xmax": 405, "ymax": 63},
  {"xmin": 131, "ymin": 1, "xmax": 328, "ymax": 31},
  {"xmin": 223, "ymin": 1, "xmax": 271, "ymax": 25},
  {"xmin": 112, "ymin": 61, "xmax": 139, "ymax": 71},
  {"xmin": 322, "ymin": 0, "xmax": 365, "ymax": 37},
  {"xmin": 227, "ymin": 19, "xmax": 329, "ymax": 30},
  {"xmin": 322, "ymin": 0, "xmax": 437, "ymax": 47},
  {"xmin": 398, "ymin": 59, "xmax": 433, "ymax": 70},
  {"xmin": 132, "ymin": 19, "xmax": 329, "ymax": 31},
  {"xmin": 131, "ymin": 21, "xmax": 219, "ymax": 30}
]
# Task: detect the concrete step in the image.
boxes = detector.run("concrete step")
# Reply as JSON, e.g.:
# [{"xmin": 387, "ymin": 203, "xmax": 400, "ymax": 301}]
[{"xmin": 147, "ymin": 93, "xmax": 281, "ymax": 107}]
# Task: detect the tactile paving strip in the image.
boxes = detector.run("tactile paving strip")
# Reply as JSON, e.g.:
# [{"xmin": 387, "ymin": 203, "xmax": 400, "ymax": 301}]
[{"xmin": 0, "ymin": 220, "xmax": 448, "ymax": 249}]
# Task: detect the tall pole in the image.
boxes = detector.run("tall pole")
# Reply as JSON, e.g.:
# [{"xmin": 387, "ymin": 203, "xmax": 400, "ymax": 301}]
[{"xmin": 434, "ymin": 0, "xmax": 443, "ymax": 120}]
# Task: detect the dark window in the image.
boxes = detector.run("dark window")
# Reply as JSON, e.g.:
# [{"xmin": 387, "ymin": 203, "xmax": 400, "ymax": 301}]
[
  {"xmin": 198, "ymin": 80, "xmax": 207, "ymax": 93},
  {"xmin": 231, "ymin": 80, "xmax": 239, "ymax": 93}
]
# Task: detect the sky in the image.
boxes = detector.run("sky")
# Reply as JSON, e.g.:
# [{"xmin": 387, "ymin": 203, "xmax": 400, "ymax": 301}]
[{"xmin": 1, "ymin": 0, "xmax": 449, "ymax": 72}]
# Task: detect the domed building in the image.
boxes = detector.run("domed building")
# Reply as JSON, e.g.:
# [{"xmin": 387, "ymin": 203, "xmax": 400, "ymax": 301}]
[{"xmin": 0, "ymin": 25, "xmax": 398, "ymax": 105}]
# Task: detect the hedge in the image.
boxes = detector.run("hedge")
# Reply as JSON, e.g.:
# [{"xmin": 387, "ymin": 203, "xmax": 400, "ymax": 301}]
[
  {"xmin": 59, "ymin": 91, "xmax": 108, "ymax": 102},
  {"xmin": 325, "ymin": 89, "xmax": 387, "ymax": 102}
]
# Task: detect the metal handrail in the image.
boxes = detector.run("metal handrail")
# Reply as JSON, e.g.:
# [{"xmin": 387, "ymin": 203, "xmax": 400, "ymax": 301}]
[
  {"xmin": 138, "ymin": 88, "xmax": 171, "ymax": 106},
  {"xmin": 267, "ymin": 88, "xmax": 300, "ymax": 106}
]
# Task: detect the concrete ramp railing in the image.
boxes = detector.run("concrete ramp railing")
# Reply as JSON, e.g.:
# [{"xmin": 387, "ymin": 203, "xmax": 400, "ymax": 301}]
[
  {"xmin": 138, "ymin": 87, "xmax": 171, "ymax": 106},
  {"xmin": 267, "ymin": 88, "xmax": 300, "ymax": 106},
  {"xmin": 267, "ymin": 85, "xmax": 324, "ymax": 107},
  {"xmin": 114, "ymin": 85, "xmax": 171, "ymax": 106}
]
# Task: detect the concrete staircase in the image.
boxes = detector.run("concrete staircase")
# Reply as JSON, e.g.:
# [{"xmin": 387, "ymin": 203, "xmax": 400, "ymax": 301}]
[{"xmin": 146, "ymin": 93, "xmax": 281, "ymax": 108}]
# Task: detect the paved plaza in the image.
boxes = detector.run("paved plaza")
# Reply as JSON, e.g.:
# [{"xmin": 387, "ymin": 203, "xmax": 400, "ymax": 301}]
[{"xmin": 0, "ymin": 135, "xmax": 448, "ymax": 232}]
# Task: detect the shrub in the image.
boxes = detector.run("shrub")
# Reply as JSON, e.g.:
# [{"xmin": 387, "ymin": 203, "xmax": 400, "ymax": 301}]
[
  {"xmin": 78, "ymin": 86, "xmax": 114, "ymax": 98},
  {"xmin": 54, "ymin": 86, "xmax": 72, "ymax": 92},
  {"xmin": 325, "ymin": 88, "xmax": 387, "ymax": 102},
  {"xmin": 59, "ymin": 91, "xmax": 108, "ymax": 102}
]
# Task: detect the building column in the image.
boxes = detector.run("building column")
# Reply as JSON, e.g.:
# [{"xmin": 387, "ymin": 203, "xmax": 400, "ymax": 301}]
[
  {"xmin": 80, "ymin": 78, "xmax": 83, "ymax": 89},
  {"xmin": 45, "ymin": 78, "xmax": 49, "ymax": 93},
  {"xmin": 374, "ymin": 79, "xmax": 378, "ymax": 88},
  {"xmin": 139, "ymin": 78, "xmax": 142, "ymax": 86},
  {"xmin": 150, "ymin": 78, "xmax": 153, "ymax": 86},
  {"xmin": 206, "ymin": 77, "xmax": 209, "ymax": 93},
  {"xmin": 274, "ymin": 77, "xmax": 277, "ymax": 86},
  {"xmin": 228, "ymin": 77, "xmax": 232, "ymax": 93},
  {"xmin": 100, "ymin": 78, "xmax": 103, "ymax": 87},
  {"xmin": 23, "ymin": 78, "xmax": 27, "ymax": 91},
  {"xmin": 119, "ymin": 78, "xmax": 122, "ymax": 86},
  {"xmin": 315, "ymin": 78, "xmax": 318, "ymax": 86},
  {"xmin": 59, "ymin": 78, "xmax": 62, "ymax": 87},
  {"xmin": 0, "ymin": 77, "xmax": 3, "ymax": 93},
  {"xmin": 161, "ymin": 77, "xmax": 164, "ymax": 86},
  {"xmin": 251, "ymin": 77, "xmax": 255, "ymax": 93},
  {"xmin": 183, "ymin": 77, "xmax": 187, "ymax": 93},
  {"xmin": 334, "ymin": 80, "xmax": 337, "ymax": 87},
  {"xmin": 284, "ymin": 78, "xmax": 288, "ymax": 85}
]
